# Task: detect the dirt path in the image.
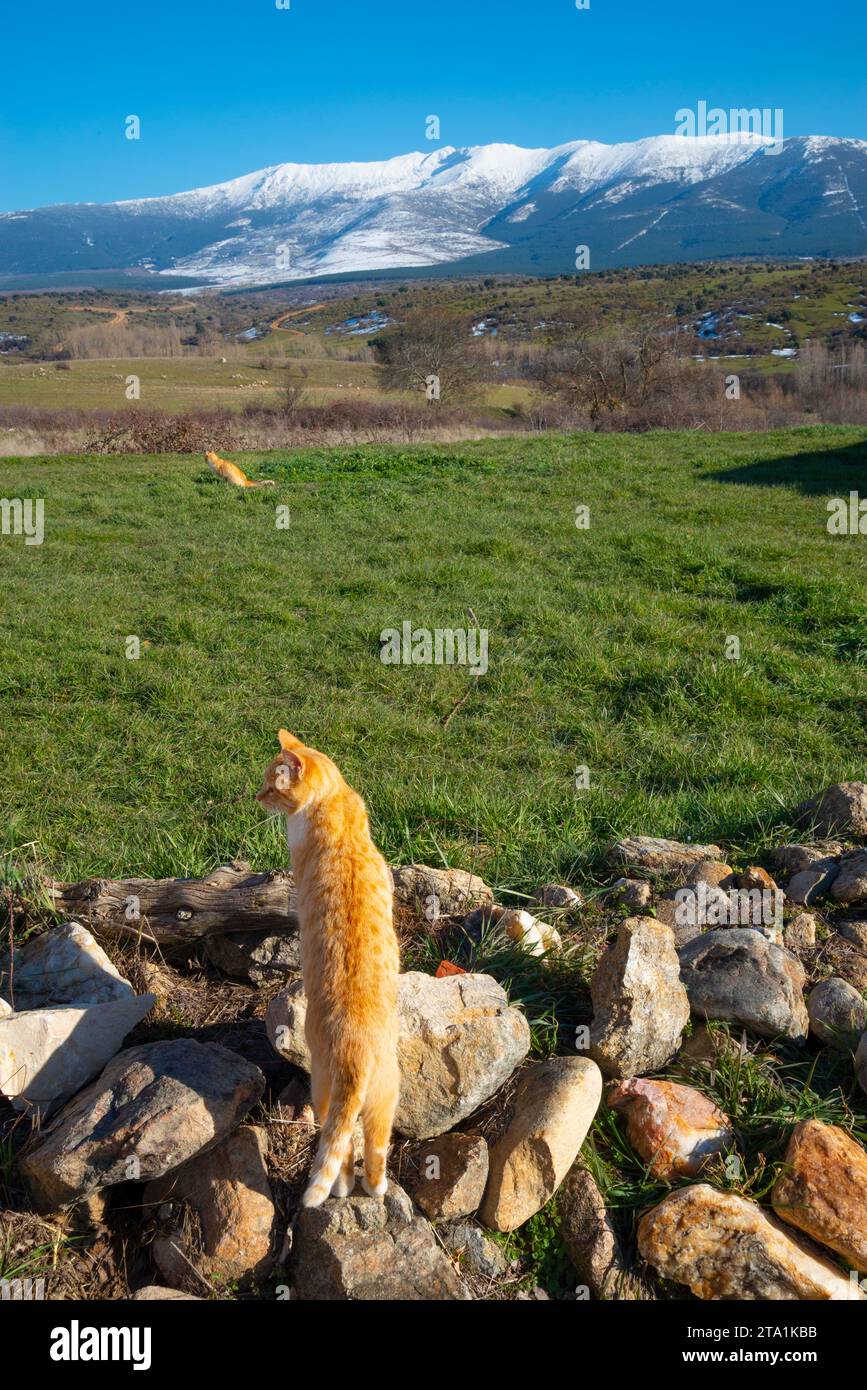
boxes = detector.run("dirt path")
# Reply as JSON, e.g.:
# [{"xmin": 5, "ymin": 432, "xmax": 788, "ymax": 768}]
[{"xmin": 269, "ymin": 302, "xmax": 327, "ymax": 331}]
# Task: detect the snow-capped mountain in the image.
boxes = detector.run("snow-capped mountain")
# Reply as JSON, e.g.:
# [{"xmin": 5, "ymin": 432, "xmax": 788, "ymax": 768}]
[{"xmin": 1, "ymin": 133, "xmax": 866, "ymax": 287}]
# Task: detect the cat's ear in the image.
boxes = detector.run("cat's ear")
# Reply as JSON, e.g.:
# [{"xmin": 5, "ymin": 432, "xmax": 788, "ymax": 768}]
[
  {"xmin": 275, "ymin": 747, "xmax": 304, "ymax": 787},
  {"xmin": 278, "ymin": 728, "xmax": 303, "ymax": 751}
]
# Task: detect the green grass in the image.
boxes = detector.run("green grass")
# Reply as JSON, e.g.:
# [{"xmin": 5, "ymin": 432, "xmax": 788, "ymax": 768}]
[{"xmin": 0, "ymin": 426, "xmax": 865, "ymax": 895}]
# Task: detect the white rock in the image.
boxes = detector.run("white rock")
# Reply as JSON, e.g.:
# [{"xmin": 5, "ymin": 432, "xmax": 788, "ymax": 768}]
[
  {"xmin": 500, "ymin": 909, "xmax": 562, "ymax": 957},
  {"xmin": 0, "ymin": 922, "xmax": 133, "ymax": 1010},
  {"xmin": 0, "ymin": 994, "xmax": 156, "ymax": 1116}
]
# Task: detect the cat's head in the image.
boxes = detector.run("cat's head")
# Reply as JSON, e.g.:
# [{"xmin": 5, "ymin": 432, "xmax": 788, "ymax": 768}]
[
  {"xmin": 205, "ymin": 450, "xmax": 219, "ymax": 465},
  {"xmin": 255, "ymin": 729, "xmax": 339, "ymax": 815}
]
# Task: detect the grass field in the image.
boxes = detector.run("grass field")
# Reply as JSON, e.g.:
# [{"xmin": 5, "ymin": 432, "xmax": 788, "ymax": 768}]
[{"xmin": 1, "ymin": 426, "xmax": 865, "ymax": 895}]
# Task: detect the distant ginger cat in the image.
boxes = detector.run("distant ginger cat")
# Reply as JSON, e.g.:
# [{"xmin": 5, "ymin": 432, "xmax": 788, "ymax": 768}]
[
  {"xmin": 205, "ymin": 450, "xmax": 276, "ymax": 488},
  {"xmin": 256, "ymin": 730, "xmax": 400, "ymax": 1207}
]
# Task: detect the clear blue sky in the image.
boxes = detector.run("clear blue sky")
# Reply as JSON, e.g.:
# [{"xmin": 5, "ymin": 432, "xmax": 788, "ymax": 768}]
[{"xmin": 1, "ymin": 0, "xmax": 864, "ymax": 212}]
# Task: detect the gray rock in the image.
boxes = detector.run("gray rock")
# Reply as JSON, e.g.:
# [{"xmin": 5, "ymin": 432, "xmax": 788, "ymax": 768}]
[
  {"xmin": 838, "ymin": 920, "xmax": 867, "ymax": 950},
  {"xmin": 266, "ymin": 971, "xmax": 530, "ymax": 1140},
  {"xmin": 786, "ymin": 859, "xmax": 841, "ymax": 906},
  {"xmin": 19, "ymin": 1039, "xmax": 265, "ymax": 1211},
  {"xmin": 391, "ymin": 864, "xmax": 493, "ymax": 917},
  {"xmin": 678, "ymin": 929, "xmax": 809, "ymax": 1041},
  {"xmin": 608, "ymin": 878, "xmax": 652, "ymax": 912},
  {"xmin": 784, "ymin": 912, "xmax": 817, "ymax": 954},
  {"xmin": 291, "ymin": 1180, "xmax": 471, "ymax": 1300},
  {"xmin": 441, "ymin": 1221, "xmax": 507, "ymax": 1279},
  {"xmin": 589, "ymin": 917, "xmax": 690, "ymax": 1077},
  {"xmin": 830, "ymin": 850, "xmax": 867, "ymax": 907},
  {"xmin": 204, "ymin": 928, "xmax": 301, "ymax": 984},
  {"xmin": 607, "ymin": 837, "xmax": 723, "ymax": 876},
  {"xmin": 794, "ymin": 782, "xmax": 867, "ymax": 839},
  {"xmin": 409, "ymin": 1133, "xmax": 488, "ymax": 1221},
  {"xmin": 0, "ymin": 993, "xmax": 156, "ymax": 1116},
  {"xmin": 807, "ymin": 977, "xmax": 867, "ymax": 1049},
  {"xmin": 771, "ymin": 843, "xmax": 843, "ymax": 875},
  {"xmin": 0, "ymin": 922, "xmax": 133, "ymax": 1010}
]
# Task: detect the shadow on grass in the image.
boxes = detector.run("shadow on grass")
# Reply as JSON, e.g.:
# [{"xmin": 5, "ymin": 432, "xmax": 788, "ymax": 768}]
[{"xmin": 711, "ymin": 436, "xmax": 867, "ymax": 495}]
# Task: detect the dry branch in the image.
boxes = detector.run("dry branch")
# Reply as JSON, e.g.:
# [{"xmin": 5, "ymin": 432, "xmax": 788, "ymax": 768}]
[{"xmin": 46, "ymin": 860, "xmax": 298, "ymax": 946}]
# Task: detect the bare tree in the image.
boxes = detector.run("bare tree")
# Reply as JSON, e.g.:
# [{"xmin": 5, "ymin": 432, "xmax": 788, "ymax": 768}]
[{"xmin": 374, "ymin": 311, "xmax": 487, "ymax": 404}]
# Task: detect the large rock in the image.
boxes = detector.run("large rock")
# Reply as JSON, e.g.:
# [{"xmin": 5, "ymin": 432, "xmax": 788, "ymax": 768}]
[
  {"xmin": 291, "ymin": 1180, "xmax": 470, "ymax": 1300},
  {"xmin": 678, "ymin": 928, "xmax": 809, "ymax": 1041},
  {"xmin": 607, "ymin": 837, "xmax": 723, "ymax": 876},
  {"xmin": 771, "ymin": 843, "xmax": 843, "ymax": 875},
  {"xmin": 830, "ymin": 850, "xmax": 867, "ymax": 906},
  {"xmin": 0, "ymin": 922, "xmax": 133, "ymax": 1009},
  {"xmin": 589, "ymin": 917, "xmax": 690, "ymax": 1077},
  {"xmin": 19, "ymin": 1039, "xmax": 265, "ymax": 1211},
  {"xmin": 266, "ymin": 971, "xmax": 530, "ymax": 1140},
  {"xmin": 144, "ymin": 1126, "xmax": 277, "ymax": 1288},
  {"xmin": 794, "ymin": 782, "xmax": 867, "ymax": 839},
  {"xmin": 839, "ymin": 920, "xmax": 867, "ymax": 950},
  {"xmin": 772, "ymin": 1119, "xmax": 867, "ymax": 1273},
  {"xmin": 479, "ymin": 1056, "xmax": 602, "ymax": 1232},
  {"xmin": 0, "ymin": 994, "xmax": 155, "ymax": 1116},
  {"xmin": 807, "ymin": 977, "xmax": 867, "ymax": 1048},
  {"xmin": 558, "ymin": 1162, "xmax": 629, "ymax": 1299},
  {"xmin": 391, "ymin": 864, "xmax": 493, "ymax": 916},
  {"xmin": 204, "ymin": 928, "xmax": 301, "ymax": 984},
  {"xmin": 0, "ymin": 998, "xmax": 11, "ymax": 1019},
  {"xmin": 784, "ymin": 912, "xmax": 817, "ymax": 954},
  {"xmin": 786, "ymin": 858, "xmax": 841, "ymax": 906},
  {"xmin": 408, "ymin": 1133, "xmax": 488, "ymax": 1221},
  {"xmin": 638, "ymin": 1184, "xmax": 863, "ymax": 1300},
  {"xmin": 608, "ymin": 1077, "xmax": 733, "ymax": 1179}
]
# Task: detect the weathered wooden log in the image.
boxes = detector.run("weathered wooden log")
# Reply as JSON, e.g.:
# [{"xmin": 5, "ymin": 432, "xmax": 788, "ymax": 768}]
[{"xmin": 46, "ymin": 860, "xmax": 298, "ymax": 947}]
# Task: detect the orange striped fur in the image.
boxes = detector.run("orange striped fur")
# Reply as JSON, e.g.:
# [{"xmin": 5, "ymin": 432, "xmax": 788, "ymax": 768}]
[
  {"xmin": 205, "ymin": 450, "xmax": 276, "ymax": 488},
  {"xmin": 256, "ymin": 730, "xmax": 400, "ymax": 1206}
]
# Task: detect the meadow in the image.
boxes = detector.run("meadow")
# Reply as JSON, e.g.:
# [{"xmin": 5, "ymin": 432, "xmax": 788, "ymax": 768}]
[{"xmin": 1, "ymin": 426, "xmax": 865, "ymax": 897}]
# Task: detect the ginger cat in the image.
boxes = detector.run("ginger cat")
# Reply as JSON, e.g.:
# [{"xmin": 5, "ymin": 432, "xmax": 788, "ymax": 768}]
[
  {"xmin": 205, "ymin": 450, "xmax": 276, "ymax": 488},
  {"xmin": 255, "ymin": 730, "xmax": 400, "ymax": 1207}
]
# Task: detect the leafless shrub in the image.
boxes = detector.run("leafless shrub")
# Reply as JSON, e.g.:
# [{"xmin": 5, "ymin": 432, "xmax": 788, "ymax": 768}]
[{"xmin": 374, "ymin": 310, "xmax": 488, "ymax": 403}]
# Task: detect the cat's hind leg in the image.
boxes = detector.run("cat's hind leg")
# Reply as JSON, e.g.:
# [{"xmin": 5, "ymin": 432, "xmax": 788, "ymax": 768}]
[
  {"xmin": 329, "ymin": 1137, "xmax": 356, "ymax": 1198},
  {"xmin": 361, "ymin": 1059, "xmax": 399, "ymax": 1198}
]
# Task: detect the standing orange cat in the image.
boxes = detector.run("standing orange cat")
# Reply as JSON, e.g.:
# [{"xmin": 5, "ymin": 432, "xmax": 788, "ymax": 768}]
[{"xmin": 256, "ymin": 730, "xmax": 400, "ymax": 1207}]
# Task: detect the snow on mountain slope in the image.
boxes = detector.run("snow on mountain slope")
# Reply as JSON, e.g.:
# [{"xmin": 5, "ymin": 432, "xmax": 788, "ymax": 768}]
[{"xmin": 1, "ymin": 133, "xmax": 865, "ymax": 285}]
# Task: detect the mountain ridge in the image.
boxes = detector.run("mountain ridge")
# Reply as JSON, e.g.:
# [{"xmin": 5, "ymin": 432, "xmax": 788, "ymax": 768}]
[{"xmin": 1, "ymin": 133, "xmax": 865, "ymax": 287}]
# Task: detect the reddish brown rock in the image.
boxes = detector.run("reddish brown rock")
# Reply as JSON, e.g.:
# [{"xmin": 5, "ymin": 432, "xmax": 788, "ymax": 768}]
[
  {"xmin": 772, "ymin": 1119, "xmax": 867, "ymax": 1273},
  {"xmin": 144, "ymin": 1126, "xmax": 277, "ymax": 1289},
  {"xmin": 738, "ymin": 866, "xmax": 779, "ymax": 894},
  {"xmin": 608, "ymin": 1077, "xmax": 734, "ymax": 1179},
  {"xmin": 409, "ymin": 1133, "xmax": 488, "ymax": 1221}
]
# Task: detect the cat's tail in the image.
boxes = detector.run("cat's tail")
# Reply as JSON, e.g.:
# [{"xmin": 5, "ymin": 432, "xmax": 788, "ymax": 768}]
[
  {"xmin": 244, "ymin": 479, "xmax": 276, "ymax": 487},
  {"xmin": 301, "ymin": 1068, "xmax": 366, "ymax": 1208}
]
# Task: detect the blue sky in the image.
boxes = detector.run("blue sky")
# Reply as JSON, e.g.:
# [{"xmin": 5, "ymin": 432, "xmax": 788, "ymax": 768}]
[{"xmin": 1, "ymin": 0, "xmax": 864, "ymax": 211}]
